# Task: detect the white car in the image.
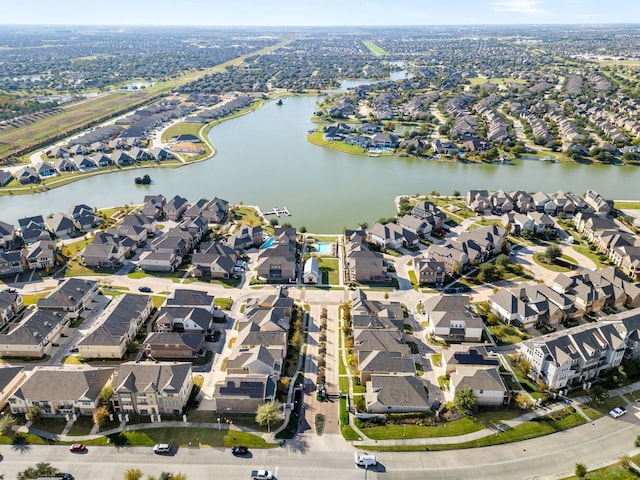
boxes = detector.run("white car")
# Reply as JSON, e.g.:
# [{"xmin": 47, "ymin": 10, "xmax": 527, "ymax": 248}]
[
  {"xmin": 153, "ymin": 443, "xmax": 171, "ymax": 454},
  {"xmin": 609, "ymin": 407, "xmax": 627, "ymax": 418}
]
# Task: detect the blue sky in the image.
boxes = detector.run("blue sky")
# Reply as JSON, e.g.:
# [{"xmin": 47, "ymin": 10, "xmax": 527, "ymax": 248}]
[{"xmin": 2, "ymin": 0, "xmax": 639, "ymax": 25}]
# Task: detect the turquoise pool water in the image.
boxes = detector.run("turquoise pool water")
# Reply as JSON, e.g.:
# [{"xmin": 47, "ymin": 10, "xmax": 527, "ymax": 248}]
[
  {"xmin": 261, "ymin": 237, "xmax": 274, "ymax": 249},
  {"xmin": 316, "ymin": 242, "xmax": 332, "ymax": 254}
]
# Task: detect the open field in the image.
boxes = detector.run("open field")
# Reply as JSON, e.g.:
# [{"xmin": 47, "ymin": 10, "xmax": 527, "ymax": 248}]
[
  {"xmin": 363, "ymin": 40, "xmax": 388, "ymax": 56},
  {"xmin": 0, "ymin": 39, "xmax": 291, "ymax": 163}
]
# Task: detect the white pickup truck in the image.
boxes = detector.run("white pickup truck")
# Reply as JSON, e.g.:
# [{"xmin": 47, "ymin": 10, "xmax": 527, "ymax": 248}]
[{"xmin": 251, "ymin": 470, "xmax": 273, "ymax": 480}]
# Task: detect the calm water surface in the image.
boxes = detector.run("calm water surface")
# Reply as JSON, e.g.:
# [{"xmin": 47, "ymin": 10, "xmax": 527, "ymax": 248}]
[{"xmin": 0, "ymin": 95, "xmax": 638, "ymax": 233}]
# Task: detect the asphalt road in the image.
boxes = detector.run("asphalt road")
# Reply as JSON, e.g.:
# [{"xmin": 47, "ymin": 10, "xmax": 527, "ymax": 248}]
[{"xmin": 2, "ymin": 410, "xmax": 640, "ymax": 480}]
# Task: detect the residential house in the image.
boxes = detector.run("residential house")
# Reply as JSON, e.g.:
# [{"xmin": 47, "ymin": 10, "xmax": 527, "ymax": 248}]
[
  {"xmin": 24, "ymin": 240, "xmax": 57, "ymax": 270},
  {"xmin": 213, "ymin": 374, "xmax": 276, "ymax": 413},
  {"xmin": 256, "ymin": 239, "xmax": 297, "ymax": 282},
  {"xmin": 45, "ymin": 212, "xmax": 78, "ymax": 238},
  {"xmin": 112, "ymin": 150, "xmax": 134, "ymax": 166},
  {"xmin": 226, "ymin": 345, "xmax": 280, "ymax": 377},
  {"xmin": 415, "ymin": 257, "xmax": 446, "ymax": 286},
  {"xmin": 164, "ymin": 195, "xmax": 189, "ymax": 221},
  {"xmin": 0, "ymin": 309, "xmax": 70, "ymax": 358},
  {"xmin": 37, "ymin": 278, "xmax": 99, "ymax": 318},
  {"xmin": 425, "ymin": 242, "xmax": 468, "ymax": 274},
  {"xmin": 0, "ymin": 291, "xmax": 24, "ymax": 326},
  {"xmin": 358, "ymin": 351, "xmax": 415, "ymax": 384},
  {"xmin": 0, "ymin": 250, "xmax": 24, "ymax": 277},
  {"xmin": 225, "ymin": 225, "xmax": 263, "ymax": 250},
  {"xmin": 0, "ymin": 220, "xmax": 16, "ymax": 251},
  {"xmin": 398, "ymin": 215, "xmax": 432, "ymax": 238},
  {"xmin": 8, "ymin": 366, "xmax": 114, "ymax": 416},
  {"xmin": 16, "ymin": 167, "xmax": 39, "ymax": 184},
  {"xmin": 365, "ymin": 375, "xmax": 431, "ymax": 413},
  {"xmin": 191, "ymin": 241, "xmax": 237, "ymax": 279},
  {"xmin": 449, "ymin": 366, "xmax": 509, "ymax": 407},
  {"xmin": 78, "ymin": 294, "xmax": 153, "ymax": 359},
  {"xmin": 0, "ymin": 366, "xmax": 25, "ymax": 410},
  {"xmin": 0, "ymin": 169, "xmax": 13, "ymax": 187},
  {"xmin": 34, "ymin": 161, "xmax": 57, "ymax": 178},
  {"xmin": 110, "ymin": 362, "xmax": 193, "ymax": 416},
  {"xmin": 200, "ymin": 197, "xmax": 229, "ymax": 224},
  {"xmin": 345, "ymin": 231, "xmax": 387, "ymax": 282},
  {"xmin": 520, "ymin": 323, "xmax": 625, "ymax": 390},
  {"xmin": 424, "ymin": 295, "xmax": 483, "ymax": 342},
  {"xmin": 368, "ymin": 222, "xmax": 419, "ymax": 250},
  {"xmin": 143, "ymin": 332, "xmax": 205, "ymax": 360},
  {"xmin": 302, "ymin": 257, "xmax": 320, "ymax": 284}
]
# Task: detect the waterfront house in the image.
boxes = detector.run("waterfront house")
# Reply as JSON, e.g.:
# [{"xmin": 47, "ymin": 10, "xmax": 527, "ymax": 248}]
[
  {"xmin": 0, "ymin": 169, "xmax": 13, "ymax": 187},
  {"xmin": 46, "ymin": 212, "xmax": 78, "ymax": 238},
  {"xmin": 164, "ymin": 195, "xmax": 189, "ymax": 221},
  {"xmin": 16, "ymin": 166, "xmax": 39, "ymax": 184},
  {"xmin": 368, "ymin": 222, "xmax": 419, "ymax": 250},
  {"xmin": 0, "ymin": 221, "xmax": 16, "ymax": 251},
  {"xmin": 398, "ymin": 215, "xmax": 432, "ymax": 238},
  {"xmin": 72, "ymin": 155, "xmax": 98, "ymax": 171},
  {"xmin": 34, "ymin": 161, "xmax": 57, "ymax": 178}
]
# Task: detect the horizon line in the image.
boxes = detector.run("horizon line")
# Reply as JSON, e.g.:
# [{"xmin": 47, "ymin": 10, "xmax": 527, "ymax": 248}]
[{"xmin": 1, "ymin": 22, "xmax": 640, "ymax": 28}]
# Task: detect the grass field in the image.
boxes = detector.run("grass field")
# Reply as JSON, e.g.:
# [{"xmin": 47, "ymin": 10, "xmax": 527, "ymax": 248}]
[
  {"xmin": 467, "ymin": 77, "xmax": 528, "ymax": 86},
  {"xmin": 319, "ymin": 257, "xmax": 340, "ymax": 285},
  {"xmin": 362, "ymin": 40, "xmax": 388, "ymax": 56}
]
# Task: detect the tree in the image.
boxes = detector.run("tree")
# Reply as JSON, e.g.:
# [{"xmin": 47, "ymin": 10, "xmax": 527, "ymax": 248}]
[
  {"xmin": 25, "ymin": 405, "xmax": 42, "ymax": 422},
  {"xmin": 452, "ymin": 190, "xmax": 461, "ymax": 197},
  {"xmin": 590, "ymin": 384, "xmax": 609, "ymax": 404},
  {"xmin": 18, "ymin": 463, "xmax": 59, "ymax": 480},
  {"xmin": 574, "ymin": 463, "xmax": 587, "ymax": 479},
  {"xmin": 454, "ymin": 386, "xmax": 477, "ymax": 413},
  {"xmin": 93, "ymin": 405, "xmax": 110, "ymax": 430},
  {"xmin": 544, "ymin": 244, "xmax": 562, "ymax": 263},
  {"xmin": 477, "ymin": 262, "xmax": 496, "ymax": 282},
  {"xmin": 0, "ymin": 413, "xmax": 17, "ymax": 435},
  {"xmin": 255, "ymin": 401, "xmax": 282, "ymax": 432},
  {"xmin": 98, "ymin": 385, "xmax": 114, "ymax": 407},
  {"xmin": 124, "ymin": 469, "xmax": 144, "ymax": 480},
  {"xmin": 495, "ymin": 254, "xmax": 509, "ymax": 268}
]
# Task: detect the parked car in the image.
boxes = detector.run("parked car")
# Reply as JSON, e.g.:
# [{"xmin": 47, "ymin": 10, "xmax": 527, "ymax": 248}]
[
  {"xmin": 69, "ymin": 444, "xmax": 87, "ymax": 453},
  {"xmin": 153, "ymin": 443, "xmax": 171, "ymax": 454},
  {"xmin": 138, "ymin": 286, "xmax": 152, "ymax": 293},
  {"xmin": 55, "ymin": 474, "xmax": 74, "ymax": 480},
  {"xmin": 609, "ymin": 407, "xmax": 627, "ymax": 418},
  {"xmin": 231, "ymin": 445, "xmax": 249, "ymax": 456}
]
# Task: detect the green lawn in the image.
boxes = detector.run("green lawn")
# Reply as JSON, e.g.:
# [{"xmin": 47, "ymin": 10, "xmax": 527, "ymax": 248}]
[
  {"xmin": 359, "ymin": 410, "xmax": 522, "ymax": 440},
  {"xmin": 319, "ymin": 257, "xmax": 340, "ymax": 285},
  {"xmin": 425, "ymin": 409, "xmax": 586, "ymax": 450},
  {"xmin": 489, "ymin": 323, "xmax": 530, "ymax": 346},
  {"xmin": 615, "ymin": 201, "xmax": 640, "ymax": 210},
  {"xmin": 532, "ymin": 252, "xmax": 577, "ymax": 272},
  {"xmin": 583, "ymin": 395, "xmax": 627, "ymax": 416},
  {"xmin": 89, "ymin": 427, "xmax": 275, "ymax": 449},
  {"xmin": 362, "ymin": 40, "xmax": 388, "ymax": 56},
  {"xmin": 561, "ymin": 463, "xmax": 640, "ymax": 479}
]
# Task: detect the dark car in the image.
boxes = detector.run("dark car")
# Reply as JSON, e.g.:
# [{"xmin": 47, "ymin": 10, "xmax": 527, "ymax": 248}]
[
  {"xmin": 138, "ymin": 286, "xmax": 152, "ymax": 293},
  {"xmin": 55, "ymin": 474, "xmax": 75, "ymax": 480},
  {"xmin": 231, "ymin": 445, "xmax": 249, "ymax": 456},
  {"xmin": 69, "ymin": 443, "xmax": 87, "ymax": 453}
]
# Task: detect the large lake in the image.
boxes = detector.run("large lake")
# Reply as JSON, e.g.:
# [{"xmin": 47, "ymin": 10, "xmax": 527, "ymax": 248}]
[{"xmin": 1, "ymin": 93, "xmax": 639, "ymax": 233}]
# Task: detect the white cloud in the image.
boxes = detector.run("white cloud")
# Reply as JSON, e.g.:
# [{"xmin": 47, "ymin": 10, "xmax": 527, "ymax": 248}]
[{"xmin": 492, "ymin": 0, "xmax": 551, "ymax": 16}]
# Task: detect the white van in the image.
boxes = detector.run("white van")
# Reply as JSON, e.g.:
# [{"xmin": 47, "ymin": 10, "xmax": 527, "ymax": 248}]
[{"xmin": 354, "ymin": 452, "xmax": 377, "ymax": 467}]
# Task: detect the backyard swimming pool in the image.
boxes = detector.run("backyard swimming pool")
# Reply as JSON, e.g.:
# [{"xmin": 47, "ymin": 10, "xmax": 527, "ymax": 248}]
[
  {"xmin": 316, "ymin": 242, "xmax": 332, "ymax": 254},
  {"xmin": 261, "ymin": 237, "xmax": 274, "ymax": 249}
]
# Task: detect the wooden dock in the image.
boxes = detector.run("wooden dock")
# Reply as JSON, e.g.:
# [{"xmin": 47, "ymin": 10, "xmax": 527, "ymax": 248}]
[{"xmin": 262, "ymin": 207, "xmax": 291, "ymax": 217}]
